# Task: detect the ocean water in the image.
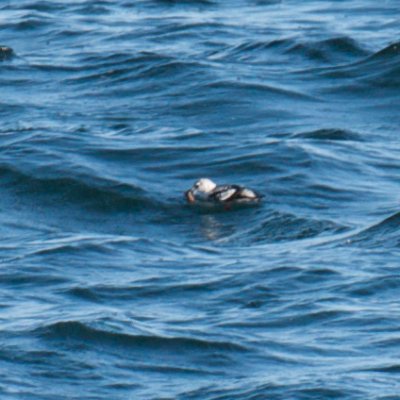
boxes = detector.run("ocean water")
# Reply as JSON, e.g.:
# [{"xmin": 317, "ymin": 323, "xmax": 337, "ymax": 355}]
[{"xmin": 1, "ymin": 0, "xmax": 400, "ymax": 398}]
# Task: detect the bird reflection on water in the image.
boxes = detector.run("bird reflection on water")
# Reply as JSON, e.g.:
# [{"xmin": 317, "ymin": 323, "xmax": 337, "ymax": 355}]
[{"xmin": 198, "ymin": 214, "xmax": 237, "ymax": 242}]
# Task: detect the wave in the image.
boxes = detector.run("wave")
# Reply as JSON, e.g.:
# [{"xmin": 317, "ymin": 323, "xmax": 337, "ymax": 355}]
[
  {"xmin": 73, "ymin": 3, "xmax": 112, "ymax": 15},
  {"xmin": 1, "ymin": 17, "xmax": 52, "ymax": 31},
  {"xmin": 304, "ymin": 41, "xmax": 400, "ymax": 91},
  {"xmin": 364, "ymin": 41, "xmax": 400, "ymax": 64},
  {"xmin": 79, "ymin": 51, "xmax": 168, "ymax": 68},
  {"xmin": 361, "ymin": 42, "xmax": 400, "ymax": 88},
  {"xmin": 6, "ymin": 1, "xmax": 65, "ymax": 12},
  {"xmin": 343, "ymin": 211, "xmax": 400, "ymax": 248},
  {"xmin": 28, "ymin": 51, "xmax": 173, "ymax": 79},
  {"xmin": 361, "ymin": 364, "xmax": 400, "ymax": 374},
  {"xmin": 210, "ymin": 36, "xmax": 368, "ymax": 65},
  {"xmin": 66, "ymin": 276, "xmax": 229, "ymax": 303},
  {"xmin": 231, "ymin": 211, "xmax": 348, "ymax": 245},
  {"xmin": 0, "ymin": 270, "xmax": 67, "ymax": 287},
  {"xmin": 152, "ymin": 0, "xmax": 215, "ymax": 6},
  {"xmin": 63, "ymin": 59, "xmax": 209, "ymax": 95},
  {"xmin": 220, "ymin": 309, "xmax": 349, "ymax": 330},
  {"xmin": 37, "ymin": 321, "xmax": 248, "ymax": 353},
  {"xmin": 0, "ymin": 163, "xmax": 154, "ymax": 213},
  {"xmin": 292, "ymin": 128, "xmax": 362, "ymax": 141},
  {"xmin": 347, "ymin": 274, "xmax": 400, "ymax": 298},
  {"xmin": 205, "ymin": 80, "xmax": 317, "ymax": 101},
  {"xmin": 284, "ymin": 36, "xmax": 368, "ymax": 63},
  {"xmin": 63, "ymin": 52, "xmax": 176, "ymax": 84},
  {"xmin": 180, "ymin": 381, "xmax": 356, "ymax": 400}
]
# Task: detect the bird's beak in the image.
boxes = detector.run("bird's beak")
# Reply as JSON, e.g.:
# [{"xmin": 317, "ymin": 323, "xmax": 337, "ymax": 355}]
[{"xmin": 185, "ymin": 189, "xmax": 196, "ymax": 203}]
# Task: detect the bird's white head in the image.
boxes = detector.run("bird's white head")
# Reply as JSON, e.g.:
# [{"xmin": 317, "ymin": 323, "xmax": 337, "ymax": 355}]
[
  {"xmin": 185, "ymin": 178, "xmax": 217, "ymax": 203},
  {"xmin": 192, "ymin": 178, "xmax": 217, "ymax": 194}
]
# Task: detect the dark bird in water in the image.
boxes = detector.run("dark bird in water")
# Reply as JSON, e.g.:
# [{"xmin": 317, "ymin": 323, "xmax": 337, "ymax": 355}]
[
  {"xmin": 0, "ymin": 46, "xmax": 14, "ymax": 61},
  {"xmin": 185, "ymin": 178, "xmax": 262, "ymax": 205}
]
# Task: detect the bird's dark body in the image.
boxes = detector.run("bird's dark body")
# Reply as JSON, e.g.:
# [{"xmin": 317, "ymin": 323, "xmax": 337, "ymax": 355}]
[
  {"xmin": 209, "ymin": 185, "xmax": 261, "ymax": 203},
  {"xmin": 209, "ymin": 185, "xmax": 240, "ymax": 202}
]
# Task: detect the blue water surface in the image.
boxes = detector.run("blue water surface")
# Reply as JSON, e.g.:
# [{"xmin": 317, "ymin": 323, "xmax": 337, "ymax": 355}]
[{"xmin": 1, "ymin": 0, "xmax": 400, "ymax": 399}]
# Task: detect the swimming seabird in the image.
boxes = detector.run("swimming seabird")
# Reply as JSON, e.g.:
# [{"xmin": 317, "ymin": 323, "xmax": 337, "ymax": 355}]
[{"xmin": 185, "ymin": 178, "xmax": 262, "ymax": 205}]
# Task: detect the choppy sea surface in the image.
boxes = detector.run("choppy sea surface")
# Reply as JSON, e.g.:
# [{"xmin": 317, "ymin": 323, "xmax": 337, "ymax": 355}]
[{"xmin": 1, "ymin": 1, "xmax": 400, "ymax": 399}]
